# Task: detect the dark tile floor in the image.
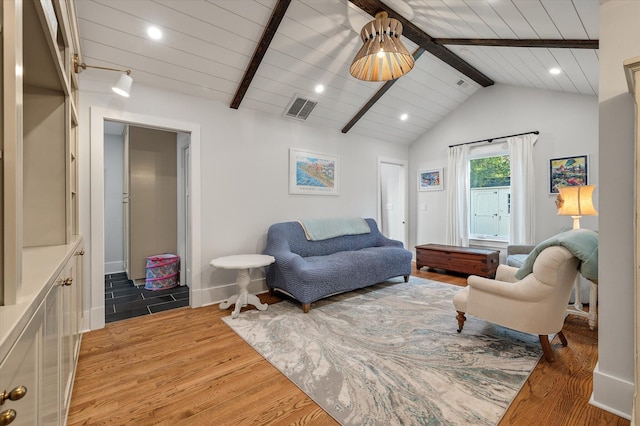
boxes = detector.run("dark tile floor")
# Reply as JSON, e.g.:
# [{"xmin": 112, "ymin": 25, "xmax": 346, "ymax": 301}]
[{"xmin": 105, "ymin": 272, "xmax": 189, "ymax": 323}]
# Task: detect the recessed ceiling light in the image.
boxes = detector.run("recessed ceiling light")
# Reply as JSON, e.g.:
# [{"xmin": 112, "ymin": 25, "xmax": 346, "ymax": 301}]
[
  {"xmin": 400, "ymin": 113, "xmax": 408, "ymax": 121},
  {"xmin": 147, "ymin": 26, "xmax": 162, "ymax": 40},
  {"xmin": 315, "ymin": 84, "xmax": 324, "ymax": 94},
  {"xmin": 549, "ymin": 67, "xmax": 562, "ymax": 75}
]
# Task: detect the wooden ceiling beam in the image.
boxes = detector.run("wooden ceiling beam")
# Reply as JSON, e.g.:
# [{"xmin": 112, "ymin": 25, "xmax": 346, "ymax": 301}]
[
  {"xmin": 342, "ymin": 48, "xmax": 426, "ymax": 134},
  {"xmin": 432, "ymin": 38, "xmax": 599, "ymax": 49},
  {"xmin": 348, "ymin": 0, "xmax": 494, "ymax": 87},
  {"xmin": 230, "ymin": 0, "xmax": 291, "ymax": 110}
]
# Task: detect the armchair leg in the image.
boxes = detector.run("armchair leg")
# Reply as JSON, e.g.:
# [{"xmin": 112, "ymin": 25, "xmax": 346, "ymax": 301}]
[
  {"xmin": 558, "ymin": 330, "xmax": 568, "ymax": 347},
  {"xmin": 539, "ymin": 335, "xmax": 555, "ymax": 362},
  {"xmin": 404, "ymin": 275, "xmax": 409, "ymax": 282},
  {"xmin": 302, "ymin": 303, "xmax": 310, "ymax": 313},
  {"xmin": 456, "ymin": 311, "xmax": 466, "ymax": 333}
]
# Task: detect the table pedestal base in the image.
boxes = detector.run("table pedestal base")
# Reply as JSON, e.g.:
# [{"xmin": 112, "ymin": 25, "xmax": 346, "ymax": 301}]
[{"xmin": 219, "ymin": 268, "xmax": 268, "ymax": 318}]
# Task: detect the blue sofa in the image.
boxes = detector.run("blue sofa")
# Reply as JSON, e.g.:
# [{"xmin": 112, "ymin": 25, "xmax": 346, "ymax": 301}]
[{"xmin": 264, "ymin": 218, "xmax": 412, "ymax": 312}]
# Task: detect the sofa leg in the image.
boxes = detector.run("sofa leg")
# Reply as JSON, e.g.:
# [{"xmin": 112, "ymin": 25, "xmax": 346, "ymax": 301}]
[
  {"xmin": 456, "ymin": 311, "xmax": 466, "ymax": 333},
  {"xmin": 404, "ymin": 275, "xmax": 409, "ymax": 283},
  {"xmin": 302, "ymin": 303, "xmax": 310, "ymax": 313}
]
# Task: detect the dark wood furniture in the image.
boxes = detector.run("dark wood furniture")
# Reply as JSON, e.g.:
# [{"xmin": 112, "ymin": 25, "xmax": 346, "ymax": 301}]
[{"xmin": 415, "ymin": 244, "xmax": 500, "ymax": 278}]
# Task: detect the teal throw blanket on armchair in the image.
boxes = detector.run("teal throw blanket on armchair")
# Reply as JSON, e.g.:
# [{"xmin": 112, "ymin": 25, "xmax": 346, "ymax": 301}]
[{"xmin": 515, "ymin": 229, "xmax": 598, "ymax": 282}]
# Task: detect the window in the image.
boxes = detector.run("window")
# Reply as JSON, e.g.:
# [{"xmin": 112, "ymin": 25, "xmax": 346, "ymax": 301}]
[{"xmin": 469, "ymin": 154, "xmax": 510, "ymax": 241}]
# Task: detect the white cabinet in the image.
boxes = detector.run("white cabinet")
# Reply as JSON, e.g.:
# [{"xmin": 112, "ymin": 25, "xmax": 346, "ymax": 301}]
[
  {"xmin": 0, "ymin": 240, "xmax": 83, "ymax": 425},
  {"xmin": 0, "ymin": 303, "xmax": 43, "ymax": 425}
]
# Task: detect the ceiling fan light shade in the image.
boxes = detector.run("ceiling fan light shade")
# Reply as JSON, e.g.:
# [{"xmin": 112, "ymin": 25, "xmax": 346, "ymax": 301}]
[
  {"xmin": 112, "ymin": 73, "xmax": 133, "ymax": 97},
  {"xmin": 350, "ymin": 12, "xmax": 415, "ymax": 81}
]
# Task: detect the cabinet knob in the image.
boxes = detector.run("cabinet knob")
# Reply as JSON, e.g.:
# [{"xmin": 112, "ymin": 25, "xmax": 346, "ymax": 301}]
[
  {"xmin": 61, "ymin": 278, "xmax": 73, "ymax": 287},
  {"xmin": 0, "ymin": 386, "xmax": 26, "ymax": 405},
  {"xmin": 76, "ymin": 250, "xmax": 85, "ymax": 256},
  {"xmin": 0, "ymin": 409, "xmax": 16, "ymax": 425}
]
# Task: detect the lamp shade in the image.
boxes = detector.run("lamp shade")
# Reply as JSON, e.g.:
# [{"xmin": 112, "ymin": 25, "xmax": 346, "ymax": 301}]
[
  {"xmin": 556, "ymin": 185, "xmax": 598, "ymax": 216},
  {"xmin": 349, "ymin": 12, "xmax": 415, "ymax": 81},
  {"xmin": 112, "ymin": 73, "xmax": 133, "ymax": 97}
]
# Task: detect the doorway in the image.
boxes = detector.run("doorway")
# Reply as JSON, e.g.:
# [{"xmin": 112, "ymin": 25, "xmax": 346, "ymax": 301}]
[
  {"xmin": 89, "ymin": 107, "xmax": 202, "ymax": 330},
  {"xmin": 378, "ymin": 157, "xmax": 408, "ymax": 247},
  {"xmin": 103, "ymin": 122, "xmax": 190, "ymax": 322}
]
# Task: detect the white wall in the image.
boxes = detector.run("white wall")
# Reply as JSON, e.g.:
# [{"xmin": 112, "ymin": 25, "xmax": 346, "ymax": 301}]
[
  {"xmin": 408, "ymin": 84, "xmax": 599, "ymax": 253},
  {"xmin": 79, "ymin": 83, "xmax": 409, "ymax": 327},
  {"xmin": 592, "ymin": 1, "xmax": 640, "ymax": 419},
  {"xmin": 103, "ymin": 133, "xmax": 124, "ymax": 274}
]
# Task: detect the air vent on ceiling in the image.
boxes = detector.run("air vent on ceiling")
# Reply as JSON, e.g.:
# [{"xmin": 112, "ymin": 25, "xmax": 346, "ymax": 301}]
[{"xmin": 284, "ymin": 95, "xmax": 317, "ymax": 121}]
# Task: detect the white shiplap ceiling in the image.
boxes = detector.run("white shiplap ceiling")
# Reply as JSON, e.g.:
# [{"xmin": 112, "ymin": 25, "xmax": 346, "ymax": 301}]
[{"xmin": 75, "ymin": 0, "xmax": 599, "ymax": 145}]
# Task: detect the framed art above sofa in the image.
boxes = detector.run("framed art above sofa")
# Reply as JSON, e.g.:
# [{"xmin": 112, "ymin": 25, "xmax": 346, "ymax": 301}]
[{"xmin": 289, "ymin": 148, "xmax": 339, "ymax": 195}]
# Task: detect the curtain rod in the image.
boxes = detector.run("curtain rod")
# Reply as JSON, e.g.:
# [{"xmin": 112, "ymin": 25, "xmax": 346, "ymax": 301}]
[{"xmin": 448, "ymin": 130, "xmax": 539, "ymax": 148}]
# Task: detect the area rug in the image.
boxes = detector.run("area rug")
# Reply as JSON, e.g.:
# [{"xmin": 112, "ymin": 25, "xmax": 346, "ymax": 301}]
[{"xmin": 222, "ymin": 277, "xmax": 543, "ymax": 425}]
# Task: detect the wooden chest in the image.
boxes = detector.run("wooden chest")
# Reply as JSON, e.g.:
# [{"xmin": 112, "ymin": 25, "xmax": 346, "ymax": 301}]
[{"xmin": 415, "ymin": 244, "xmax": 500, "ymax": 278}]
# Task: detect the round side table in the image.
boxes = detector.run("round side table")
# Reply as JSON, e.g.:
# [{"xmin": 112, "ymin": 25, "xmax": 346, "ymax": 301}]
[{"xmin": 210, "ymin": 254, "xmax": 275, "ymax": 319}]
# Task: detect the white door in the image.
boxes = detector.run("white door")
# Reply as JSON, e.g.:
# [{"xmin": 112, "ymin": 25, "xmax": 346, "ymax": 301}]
[
  {"xmin": 471, "ymin": 188, "xmax": 498, "ymax": 236},
  {"xmin": 378, "ymin": 159, "xmax": 407, "ymax": 247},
  {"xmin": 122, "ymin": 125, "xmax": 130, "ymax": 276}
]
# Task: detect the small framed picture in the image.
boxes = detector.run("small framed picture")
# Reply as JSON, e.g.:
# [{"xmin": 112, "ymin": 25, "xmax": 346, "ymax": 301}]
[
  {"xmin": 289, "ymin": 148, "xmax": 339, "ymax": 195},
  {"xmin": 549, "ymin": 155, "xmax": 588, "ymax": 194},
  {"xmin": 418, "ymin": 168, "xmax": 443, "ymax": 191}
]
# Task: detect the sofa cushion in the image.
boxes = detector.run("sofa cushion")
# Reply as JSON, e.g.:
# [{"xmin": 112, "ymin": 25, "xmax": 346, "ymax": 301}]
[{"xmin": 507, "ymin": 254, "xmax": 528, "ymax": 268}]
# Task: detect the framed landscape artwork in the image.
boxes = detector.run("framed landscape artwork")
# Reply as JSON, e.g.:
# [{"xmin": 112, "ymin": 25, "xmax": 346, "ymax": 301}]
[
  {"xmin": 418, "ymin": 168, "xmax": 443, "ymax": 191},
  {"xmin": 289, "ymin": 148, "xmax": 339, "ymax": 195},
  {"xmin": 549, "ymin": 154, "xmax": 588, "ymax": 194}
]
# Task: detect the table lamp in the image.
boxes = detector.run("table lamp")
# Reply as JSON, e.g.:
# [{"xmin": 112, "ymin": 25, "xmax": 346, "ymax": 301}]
[{"xmin": 555, "ymin": 185, "xmax": 598, "ymax": 229}]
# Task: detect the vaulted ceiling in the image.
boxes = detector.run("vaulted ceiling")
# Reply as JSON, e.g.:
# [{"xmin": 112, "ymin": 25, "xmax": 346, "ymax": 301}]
[{"xmin": 76, "ymin": 0, "xmax": 599, "ymax": 145}]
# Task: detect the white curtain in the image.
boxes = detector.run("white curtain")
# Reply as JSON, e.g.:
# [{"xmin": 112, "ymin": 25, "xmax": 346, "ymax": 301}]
[
  {"xmin": 445, "ymin": 144, "xmax": 470, "ymax": 246},
  {"xmin": 508, "ymin": 133, "xmax": 537, "ymax": 244}
]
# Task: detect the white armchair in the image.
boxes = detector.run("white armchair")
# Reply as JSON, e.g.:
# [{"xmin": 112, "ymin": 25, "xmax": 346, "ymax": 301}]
[{"xmin": 453, "ymin": 245, "xmax": 580, "ymax": 362}]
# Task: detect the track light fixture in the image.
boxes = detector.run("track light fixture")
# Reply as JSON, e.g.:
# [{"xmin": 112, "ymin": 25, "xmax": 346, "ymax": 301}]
[{"xmin": 74, "ymin": 54, "xmax": 133, "ymax": 97}]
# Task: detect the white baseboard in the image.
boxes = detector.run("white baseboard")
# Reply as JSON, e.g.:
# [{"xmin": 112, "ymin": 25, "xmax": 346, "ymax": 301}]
[
  {"xmin": 89, "ymin": 306, "xmax": 106, "ymax": 331},
  {"xmin": 591, "ymin": 361, "xmax": 633, "ymax": 420},
  {"xmin": 104, "ymin": 261, "xmax": 124, "ymax": 274}
]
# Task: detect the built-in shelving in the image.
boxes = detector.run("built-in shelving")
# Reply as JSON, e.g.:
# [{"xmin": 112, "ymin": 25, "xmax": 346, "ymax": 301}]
[{"xmin": 1, "ymin": 0, "xmax": 83, "ymax": 424}]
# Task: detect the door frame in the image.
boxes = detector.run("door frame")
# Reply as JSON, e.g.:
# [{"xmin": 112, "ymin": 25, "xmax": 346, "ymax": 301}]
[
  {"xmin": 122, "ymin": 125, "xmax": 130, "ymax": 277},
  {"xmin": 377, "ymin": 156, "xmax": 408, "ymax": 248},
  {"xmin": 90, "ymin": 107, "xmax": 201, "ymax": 330}
]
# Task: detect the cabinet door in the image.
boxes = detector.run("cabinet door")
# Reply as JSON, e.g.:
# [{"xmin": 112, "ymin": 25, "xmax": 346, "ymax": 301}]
[
  {"xmin": 71, "ymin": 247, "xmax": 84, "ymax": 362},
  {"xmin": 0, "ymin": 303, "xmax": 44, "ymax": 425},
  {"xmin": 42, "ymin": 286, "xmax": 60, "ymax": 425},
  {"xmin": 59, "ymin": 261, "xmax": 74, "ymax": 421}
]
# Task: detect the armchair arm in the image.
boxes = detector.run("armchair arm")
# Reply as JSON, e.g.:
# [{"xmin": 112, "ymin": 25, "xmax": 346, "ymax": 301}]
[
  {"xmin": 495, "ymin": 264, "xmax": 519, "ymax": 282},
  {"xmin": 467, "ymin": 275, "xmax": 546, "ymax": 302}
]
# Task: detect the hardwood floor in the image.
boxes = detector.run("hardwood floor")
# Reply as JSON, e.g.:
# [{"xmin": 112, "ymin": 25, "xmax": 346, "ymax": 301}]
[{"xmin": 68, "ymin": 265, "xmax": 630, "ymax": 426}]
